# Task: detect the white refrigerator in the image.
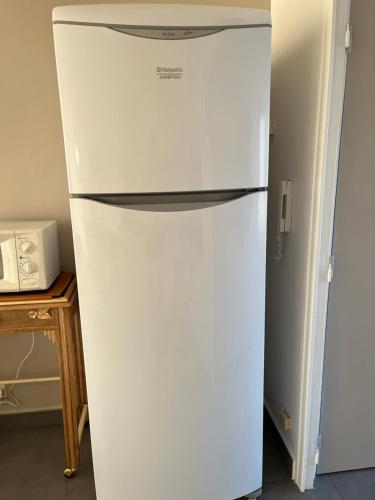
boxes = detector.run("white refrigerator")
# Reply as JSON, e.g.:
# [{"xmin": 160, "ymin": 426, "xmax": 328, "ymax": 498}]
[{"xmin": 53, "ymin": 5, "xmax": 271, "ymax": 500}]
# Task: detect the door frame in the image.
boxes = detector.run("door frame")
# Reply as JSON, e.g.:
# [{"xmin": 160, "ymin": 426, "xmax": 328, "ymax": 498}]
[{"xmin": 294, "ymin": 0, "xmax": 351, "ymax": 490}]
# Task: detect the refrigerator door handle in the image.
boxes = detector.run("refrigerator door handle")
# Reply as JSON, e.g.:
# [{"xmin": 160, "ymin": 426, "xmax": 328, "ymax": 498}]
[{"xmin": 71, "ymin": 188, "xmax": 266, "ymax": 212}]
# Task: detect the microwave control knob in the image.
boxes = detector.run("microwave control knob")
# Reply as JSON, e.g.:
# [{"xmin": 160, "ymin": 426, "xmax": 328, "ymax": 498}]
[
  {"xmin": 22, "ymin": 261, "xmax": 36, "ymax": 274},
  {"xmin": 20, "ymin": 241, "xmax": 35, "ymax": 254}
]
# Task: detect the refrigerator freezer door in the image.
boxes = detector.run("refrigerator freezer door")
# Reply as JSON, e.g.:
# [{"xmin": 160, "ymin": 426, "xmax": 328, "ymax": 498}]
[
  {"xmin": 54, "ymin": 25, "xmax": 270, "ymax": 194},
  {"xmin": 71, "ymin": 192, "xmax": 267, "ymax": 500}
]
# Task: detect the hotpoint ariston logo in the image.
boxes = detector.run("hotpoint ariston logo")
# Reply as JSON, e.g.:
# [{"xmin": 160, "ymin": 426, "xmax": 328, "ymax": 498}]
[{"xmin": 156, "ymin": 67, "xmax": 184, "ymax": 80}]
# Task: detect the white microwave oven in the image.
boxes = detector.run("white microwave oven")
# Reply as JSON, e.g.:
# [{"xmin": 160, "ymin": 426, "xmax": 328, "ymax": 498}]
[{"xmin": 0, "ymin": 221, "xmax": 60, "ymax": 292}]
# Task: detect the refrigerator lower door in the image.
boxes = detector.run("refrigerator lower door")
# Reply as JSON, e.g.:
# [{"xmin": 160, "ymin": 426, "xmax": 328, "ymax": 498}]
[{"xmin": 70, "ymin": 192, "xmax": 266, "ymax": 500}]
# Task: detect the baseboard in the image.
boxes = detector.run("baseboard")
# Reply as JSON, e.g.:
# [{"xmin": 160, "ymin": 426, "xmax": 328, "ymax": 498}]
[
  {"xmin": 0, "ymin": 408, "xmax": 63, "ymax": 429},
  {"xmin": 264, "ymin": 400, "xmax": 295, "ymax": 478}
]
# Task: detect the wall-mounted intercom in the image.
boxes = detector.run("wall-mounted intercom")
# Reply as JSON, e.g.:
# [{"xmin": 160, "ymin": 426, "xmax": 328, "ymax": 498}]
[
  {"xmin": 278, "ymin": 180, "xmax": 293, "ymax": 233},
  {"xmin": 275, "ymin": 180, "xmax": 293, "ymax": 263}
]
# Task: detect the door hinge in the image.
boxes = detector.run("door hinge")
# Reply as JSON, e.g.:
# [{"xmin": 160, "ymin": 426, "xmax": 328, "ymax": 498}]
[
  {"xmin": 345, "ymin": 24, "xmax": 352, "ymax": 54},
  {"xmin": 327, "ymin": 255, "xmax": 335, "ymax": 283},
  {"xmin": 314, "ymin": 435, "xmax": 322, "ymax": 465}
]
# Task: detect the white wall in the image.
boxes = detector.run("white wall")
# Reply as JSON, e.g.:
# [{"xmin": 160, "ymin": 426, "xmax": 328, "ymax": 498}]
[
  {"xmin": 0, "ymin": 0, "xmax": 270, "ymax": 413},
  {"xmin": 265, "ymin": 0, "xmax": 333, "ymax": 464}
]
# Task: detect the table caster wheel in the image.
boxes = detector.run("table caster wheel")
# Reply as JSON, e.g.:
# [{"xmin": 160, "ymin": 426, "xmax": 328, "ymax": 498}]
[{"xmin": 64, "ymin": 468, "xmax": 76, "ymax": 478}]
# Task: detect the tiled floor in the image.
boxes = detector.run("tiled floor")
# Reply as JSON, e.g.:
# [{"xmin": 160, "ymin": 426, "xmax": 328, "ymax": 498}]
[
  {"xmin": 1, "ymin": 419, "xmax": 375, "ymax": 499},
  {"xmin": 256, "ymin": 423, "xmax": 375, "ymax": 500},
  {"xmin": 0, "ymin": 424, "xmax": 95, "ymax": 500}
]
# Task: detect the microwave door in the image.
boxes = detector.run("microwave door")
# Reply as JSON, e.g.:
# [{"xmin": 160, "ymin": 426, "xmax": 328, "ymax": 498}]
[{"xmin": 0, "ymin": 233, "xmax": 20, "ymax": 292}]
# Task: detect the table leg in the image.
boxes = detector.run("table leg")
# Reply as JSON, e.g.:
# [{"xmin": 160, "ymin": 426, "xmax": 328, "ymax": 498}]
[
  {"xmin": 57, "ymin": 306, "xmax": 80, "ymax": 477},
  {"xmin": 73, "ymin": 309, "xmax": 87, "ymax": 412}
]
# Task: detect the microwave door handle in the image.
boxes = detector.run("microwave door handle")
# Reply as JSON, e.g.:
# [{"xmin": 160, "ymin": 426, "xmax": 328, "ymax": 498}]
[{"xmin": 0, "ymin": 233, "xmax": 20, "ymax": 291}]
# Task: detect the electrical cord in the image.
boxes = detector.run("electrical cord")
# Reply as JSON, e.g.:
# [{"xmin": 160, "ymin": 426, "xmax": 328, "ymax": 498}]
[
  {"xmin": 7, "ymin": 332, "xmax": 36, "ymax": 406},
  {"xmin": 8, "ymin": 390, "xmax": 20, "ymax": 407}
]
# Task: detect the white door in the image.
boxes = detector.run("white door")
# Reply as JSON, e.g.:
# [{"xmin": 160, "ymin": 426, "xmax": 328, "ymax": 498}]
[
  {"xmin": 71, "ymin": 192, "xmax": 267, "ymax": 500},
  {"xmin": 54, "ymin": 24, "xmax": 271, "ymax": 194},
  {"xmin": 318, "ymin": 0, "xmax": 375, "ymax": 474}
]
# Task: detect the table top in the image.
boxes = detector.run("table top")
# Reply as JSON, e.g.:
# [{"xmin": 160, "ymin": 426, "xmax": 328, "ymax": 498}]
[{"xmin": 0, "ymin": 272, "xmax": 76, "ymax": 308}]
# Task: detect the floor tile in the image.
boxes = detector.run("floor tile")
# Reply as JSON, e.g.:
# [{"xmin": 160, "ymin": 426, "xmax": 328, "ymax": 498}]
[
  {"xmin": 260, "ymin": 476, "xmax": 342, "ymax": 500},
  {"xmin": 3, "ymin": 417, "xmax": 374, "ymax": 500},
  {"xmin": 0, "ymin": 425, "xmax": 67, "ymax": 500},
  {"xmin": 328, "ymin": 468, "xmax": 375, "ymax": 500},
  {"xmin": 65, "ymin": 476, "xmax": 96, "ymax": 500}
]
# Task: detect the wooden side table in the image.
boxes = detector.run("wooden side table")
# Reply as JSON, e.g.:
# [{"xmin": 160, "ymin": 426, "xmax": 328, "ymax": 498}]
[{"xmin": 0, "ymin": 272, "xmax": 88, "ymax": 477}]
